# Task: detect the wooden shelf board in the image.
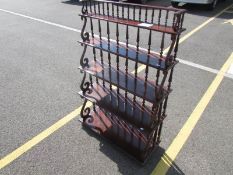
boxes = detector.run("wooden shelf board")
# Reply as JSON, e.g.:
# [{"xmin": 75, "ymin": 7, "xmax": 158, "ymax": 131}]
[
  {"xmin": 78, "ymin": 38, "xmax": 178, "ymax": 71},
  {"xmin": 79, "ymin": 82, "xmax": 166, "ymax": 130},
  {"xmin": 79, "ymin": 60, "xmax": 170, "ymax": 104}
]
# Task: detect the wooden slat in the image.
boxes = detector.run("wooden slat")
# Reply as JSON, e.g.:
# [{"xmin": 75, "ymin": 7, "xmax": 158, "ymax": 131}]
[
  {"xmin": 82, "ymin": 106, "xmax": 165, "ymax": 162},
  {"xmin": 78, "ymin": 38, "xmax": 178, "ymax": 71},
  {"xmin": 79, "ymin": 82, "xmax": 167, "ymax": 130},
  {"xmin": 84, "ymin": 106, "xmax": 149, "ymax": 148},
  {"xmin": 79, "ymin": 60, "xmax": 170, "ymax": 104}
]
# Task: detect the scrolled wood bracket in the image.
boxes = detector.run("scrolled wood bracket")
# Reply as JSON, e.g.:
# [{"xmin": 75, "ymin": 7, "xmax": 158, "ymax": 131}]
[
  {"xmin": 81, "ymin": 99, "xmax": 92, "ymax": 121},
  {"xmin": 80, "ymin": 71, "xmax": 91, "ymax": 94},
  {"xmin": 81, "ymin": 16, "xmax": 90, "ymax": 42},
  {"xmin": 80, "ymin": 45, "xmax": 89, "ymax": 68}
]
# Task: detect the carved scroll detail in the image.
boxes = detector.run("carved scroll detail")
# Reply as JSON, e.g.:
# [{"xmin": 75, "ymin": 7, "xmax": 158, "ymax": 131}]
[
  {"xmin": 81, "ymin": 16, "xmax": 90, "ymax": 42},
  {"xmin": 81, "ymin": 99, "xmax": 92, "ymax": 121},
  {"xmin": 80, "ymin": 45, "xmax": 89, "ymax": 68},
  {"xmin": 80, "ymin": 72, "xmax": 91, "ymax": 94}
]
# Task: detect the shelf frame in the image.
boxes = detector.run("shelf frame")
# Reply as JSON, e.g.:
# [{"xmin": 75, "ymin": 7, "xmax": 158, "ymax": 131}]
[{"xmin": 78, "ymin": 0, "xmax": 185, "ymax": 163}]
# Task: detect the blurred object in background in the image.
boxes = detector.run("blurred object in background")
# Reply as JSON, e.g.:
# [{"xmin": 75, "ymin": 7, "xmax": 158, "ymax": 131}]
[
  {"xmin": 171, "ymin": 0, "xmax": 226, "ymax": 10},
  {"xmin": 121, "ymin": 0, "xmax": 148, "ymax": 4}
]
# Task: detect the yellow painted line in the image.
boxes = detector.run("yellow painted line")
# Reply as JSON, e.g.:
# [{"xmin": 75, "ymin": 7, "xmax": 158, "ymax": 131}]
[
  {"xmin": 151, "ymin": 52, "xmax": 233, "ymax": 175},
  {"xmin": 0, "ymin": 3, "xmax": 232, "ymax": 171},
  {"xmin": 178, "ymin": 4, "xmax": 232, "ymax": 44},
  {"xmin": 223, "ymin": 19, "xmax": 233, "ymax": 25},
  {"xmin": 136, "ymin": 3, "xmax": 233, "ymax": 73},
  {"xmin": 0, "ymin": 101, "xmax": 92, "ymax": 169}
]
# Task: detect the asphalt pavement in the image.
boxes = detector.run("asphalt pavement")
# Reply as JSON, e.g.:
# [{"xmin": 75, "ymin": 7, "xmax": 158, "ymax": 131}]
[{"xmin": 0, "ymin": 0, "xmax": 233, "ymax": 174}]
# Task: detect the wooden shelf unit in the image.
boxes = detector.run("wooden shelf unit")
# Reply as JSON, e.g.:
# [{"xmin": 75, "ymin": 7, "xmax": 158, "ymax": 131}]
[{"xmin": 78, "ymin": 0, "xmax": 185, "ymax": 162}]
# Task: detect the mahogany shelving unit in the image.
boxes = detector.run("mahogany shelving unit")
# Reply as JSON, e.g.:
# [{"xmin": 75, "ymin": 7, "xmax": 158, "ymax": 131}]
[{"xmin": 78, "ymin": 0, "xmax": 185, "ymax": 163}]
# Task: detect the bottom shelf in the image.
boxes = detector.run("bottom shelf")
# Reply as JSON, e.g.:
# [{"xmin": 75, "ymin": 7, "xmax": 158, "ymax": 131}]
[{"xmin": 81, "ymin": 106, "xmax": 163, "ymax": 162}]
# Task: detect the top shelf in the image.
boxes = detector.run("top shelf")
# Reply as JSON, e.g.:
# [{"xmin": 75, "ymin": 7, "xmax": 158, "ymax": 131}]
[
  {"xmin": 80, "ymin": 0, "xmax": 186, "ymax": 35},
  {"xmin": 80, "ymin": 13, "xmax": 184, "ymax": 35}
]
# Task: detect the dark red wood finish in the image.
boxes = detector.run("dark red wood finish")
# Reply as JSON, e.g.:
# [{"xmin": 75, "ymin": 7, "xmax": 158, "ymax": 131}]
[{"xmin": 79, "ymin": 0, "xmax": 185, "ymax": 163}]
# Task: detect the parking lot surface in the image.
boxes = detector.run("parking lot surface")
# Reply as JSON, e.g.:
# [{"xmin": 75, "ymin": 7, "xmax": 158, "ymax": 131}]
[{"xmin": 0, "ymin": 0, "xmax": 233, "ymax": 174}]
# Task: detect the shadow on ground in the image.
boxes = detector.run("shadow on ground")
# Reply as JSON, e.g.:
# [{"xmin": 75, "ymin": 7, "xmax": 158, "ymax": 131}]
[{"xmin": 83, "ymin": 126, "xmax": 184, "ymax": 175}]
